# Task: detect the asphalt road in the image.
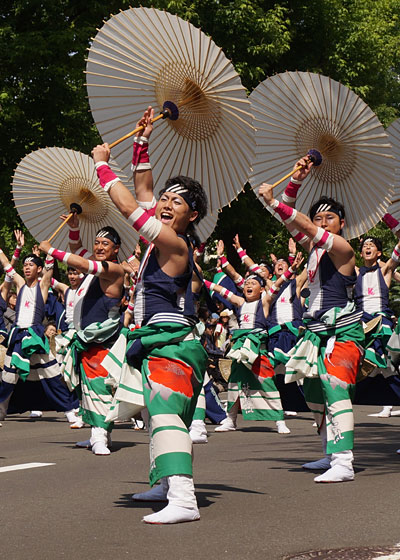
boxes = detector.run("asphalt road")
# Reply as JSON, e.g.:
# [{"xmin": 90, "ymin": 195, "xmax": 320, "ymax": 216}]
[{"xmin": 1, "ymin": 406, "xmax": 399, "ymax": 560}]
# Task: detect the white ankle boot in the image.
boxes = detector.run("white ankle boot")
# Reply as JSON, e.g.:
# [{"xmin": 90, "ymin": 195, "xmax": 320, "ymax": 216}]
[
  {"xmin": 276, "ymin": 420, "xmax": 290, "ymax": 434},
  {"xmin": 132, "ymin": 477, "xmax": 168, "ymax": 501},
  {"xmin": 89, "ymin": 427, "xmax": 111, "ymax": 455},
  {"xmin": 189, "ymin": 419, "xmax": 208, "ymax": 443},
  {"xmin": 143, "ymin": 475, "xmax": 200, "ymax": 524},
  {"xmin": 314, "ymin": 450, "xmax": 354, "ymax": 483}
]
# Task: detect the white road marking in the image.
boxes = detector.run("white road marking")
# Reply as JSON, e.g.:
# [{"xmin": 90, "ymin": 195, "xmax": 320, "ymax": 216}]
[{"xmin": 0, "ymin": 462, "xmax": 55, "ymax": 473}]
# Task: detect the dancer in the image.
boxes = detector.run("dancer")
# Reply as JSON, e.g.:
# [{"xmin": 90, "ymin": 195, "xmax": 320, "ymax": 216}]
[
  {"xmin": 259, "ymin": 157, "xmax": 364, "ymax": 483},
  {"xmin": 39, "ymin": 219, "xmax": 124, "ymax": 455},
  {"xmin": 204, "ymin": 253, "xmax": 303, "ymax": 433},
  {"xmin": 91, "ymin": 106, "xmax": 208, "ymax": 524},
  {"xmin": 0, "ymin": 251, "xmax": 78, "ymax": 421}
]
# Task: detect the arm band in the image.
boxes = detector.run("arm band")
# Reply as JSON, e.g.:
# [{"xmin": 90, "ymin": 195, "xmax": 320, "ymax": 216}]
[
  {"xmin": 281, "ymin": 267, "xmax": 294, "ymax": 282},
  {"xmin": 282, "ymin": 179, "xmax": 302, "ymax": 203},
  {"xmin": 236, "ymin": 247, "xmax": 247, "ymax": 262},
  {"xmin": 132, "ymin": 136, "xmax": 151, "ymax": 172},
  {"xmin": 392, "ymin": 244, "xmax": 400, "ymax": 263},
  {"xmin": 137, "ymin": 197, "xmax": 157, "ymax": 211},
  {"xmin": 45, "ymin": 255, "xmax": 54, "ymax": 270},
  {"xmin": 4, "ymin": 264, "xmax": 16, "ymax": 278},
  {"xmin": 86, "ymin": 260, "xmax": 104, "ymax": 276},
  {"xmin": 270, "ymin": 199, "xmax": 297, "ymax": 224},
  {"xmin": 383, "ymin": 213, "xmax": 400, "ymax": 233},
  {"xmin": 47, "ymin": 247, "xmax": 71, "ymax": 263},
  {"xmin": 95, "ymin": 161, "xmax": 120, "ymax": 192},
  {"xmin": 127, "ymin": 207, "xmax": 162, "ymax": 242},
  {"xmin": 126, "ymin": 302, "xmax": 135, "ymax": 315},
  {"xmin": 51, "ymin": 278, "xmax": 60, "ymax": 289},
  {"xmin": 204, "ymin": 280, "xmax": 214, "ymax": 291},
  {"xmin": 68, "ymin": 227, "xmax": 80, "ymax": 242},
  {"xmin": 13, "ymin": 246, "xmax": 22, "ymax": 260},
  {"xmin": 220, "ymin": 256, "xmax": 229, "ymax": 268},
  {"xmin": 196, "ymin": 243, "xmax": 206, "ymax": 257},
  {"xmin": 312, "ymin": 227, "xmax": 334, "ymax": 251},
  {"xmin": 268, "ymin": 283, "xmax": 280, "ymax": 297},
  {"xmin": 249, "ymin": 263, "xmax": 262, "ymax": 275},
  {"xmin": 234, "ymin": 275, "xmax": 245, "ymax": 288},
  {"xmin": 292, "ymin": 229, "xmax": 310, "ymax": 248}
]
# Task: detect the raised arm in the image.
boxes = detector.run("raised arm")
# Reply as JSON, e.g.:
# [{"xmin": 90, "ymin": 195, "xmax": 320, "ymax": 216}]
[
  {"xmin": 10, "ymin": 229, "xmax": 24, "ymax": 267},
  {"xmin": 132, "ymin": 106, "xmax": 155, "ymax": 204},
  {"xmin": 216, "ymin": 239, "xmax": 245, "ymax": 290},
  {"xmin": 0, "ymin": 248, "xmax": 24, "ymax": 292},
  {"xmin": 259, "ymin": 183, "xmax": 354, "ymax": 275},
  {"xmin": 203, "ymin": 279, "xmax": 244, "ymax": 307}
]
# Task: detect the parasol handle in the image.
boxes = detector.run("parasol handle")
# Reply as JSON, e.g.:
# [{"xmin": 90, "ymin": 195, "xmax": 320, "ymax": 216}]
[
  {"xmin": 108, "ymin": 113, "xmax": 165, "ymax": 149},
  {"xmin": 47, "ymin": 213, "xmax": 74, "ymax": 242},
  {"xmin": 47, "ymin": 202, "xmax": 83, "ymax": 243}
]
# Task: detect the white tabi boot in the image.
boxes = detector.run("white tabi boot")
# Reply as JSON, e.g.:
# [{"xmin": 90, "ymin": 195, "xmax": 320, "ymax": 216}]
[
  {"xmin": 303, "ymin": 422, "xmax": 331, "ymax": 470},
  {"xmin": 314, "ymin": 450, "xmax": 354, "ymax": 483},
  {"xmin": 89, "ymin": 427, "xmax": 111, "ymax": 455},
  {"xmin": 143, "ymin": 475, "xmax": 200, "ymax": 524},
  {"xmin": 368, "ymin": 405, "xmax": 393, "ymax": 418},
  {"xmin": 132, "ymin": 477, "xmax": 168, "ymax": 502},
  {"xmin": 276, "ymin": 420, "xmax": 290, "ymax": 434},
  {"xmin": 76, "ymin": 431, "xmax": 112, "ymax": 449},
  {"xmin": 215, "ymin": 399, "xmax": 238, "ymax": 432},
  {"xmin": 189, "ymin": 419, "xmax": 208, "ymax": 443}
]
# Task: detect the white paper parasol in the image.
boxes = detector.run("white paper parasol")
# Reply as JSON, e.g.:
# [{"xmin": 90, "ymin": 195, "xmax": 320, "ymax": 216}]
[
  {"xmin": 85, "ymin": 6, "xmax": 254, "ymax": 215},
  {"xmin": 12, "ymin": 147, "xmax": 138, "ymax": 261},
  {"xmin": 249, "ymin": 71, "xmax": 395, "ymax": 239},
  {"xmin": 385, "ymin": 118, "xmax": 400, "ymax": 219}
]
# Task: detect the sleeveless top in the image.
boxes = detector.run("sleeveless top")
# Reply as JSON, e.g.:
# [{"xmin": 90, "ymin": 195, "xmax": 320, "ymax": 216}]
[
  {"xmin": 0, "ymin": 291, "xmax": 7, "ymax": 333},
  {"xmin": 267, "ymin": 279, "xmax": 302, "ymax": 326},
  {"xmin": 72, "ymin": 275, "xmax": 121, "ymax": 331},
  {"xmin": 134, "ymin": 236, "xmax": 196, "ymax": 327},
  {"xmin": 15, "ymin": 283, "xmax": 45, "ymax": 328},
  {"xmin": 237, "ymin": 298, "xmax": 267, "ymax": 330},
  {"xmin": 354, "ymin": 264, "xmax": 391, "ymax": 316},
  {"xmin": 305, "ymin": 247, "xmax": 356, "ymax": 321}
]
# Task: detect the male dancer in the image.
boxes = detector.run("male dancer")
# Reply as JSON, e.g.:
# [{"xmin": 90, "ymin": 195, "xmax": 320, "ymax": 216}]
[
  {"xmin": 259, "ymin": 156, "xmax": 364, "ymax": 483},
  {"xmin": 205, "ymin": 252, "xmax": 303, "ymax": 433},
  {"xmin": 91, "ymin": 106, "xmax": 208, "ymax": 524},
  {"xmin": 0, "ymin": 251, "xmax": 78, "ymax": 420},
  {"xmin": 39, "ymin": 222, "xmax": 124, "ymax": 454}
]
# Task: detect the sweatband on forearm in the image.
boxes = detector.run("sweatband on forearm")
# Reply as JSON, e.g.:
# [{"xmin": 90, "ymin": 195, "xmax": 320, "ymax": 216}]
[
  {"xmin": 220, "ymin": 256, "xmax": 229, "ymax": 268},
  {"xmin": 234, "ymin": 275, "xmax": 245, "ymax": 288},
  {"xmin": 4, "ymin": 264, "xmax": 16, "ymax": 278},
  {"xmin": 312, "ymin": 227, "xmax": 334, "ymax": 251},
  {"xmin": 45, "ymin": 255, "xmax": 54, "ymax": 270},
  {"xmin": 268, "ymin": 283, "xmax": 280, "ymax": 297},
  {"xmin": 236, "ymin": 247, "xmax": 247, "ymax": 262},
  {"xmin": 127, "ymin": 207, "xmax": 162, "ymax": 242},
  {"xmin": 77, "ymin": 248, "xmax": 90, "ymax": 259},
  {"xmin": 196, "ymin": 243, "xmax": 206, "ymax": 257},
  {"xmin": 282, "ymin": 179, "xmax": 302, "ymax": 203},
  {"xmin": 291, "ymin": 229, "xmax": 310, "ymax": 248},
  {"xmin": 392, "ymin": 244, "xmax": 400, "ymax": 263},
  {"xmin": 47, "ymin": 247, "xmax": 71, "ymax": 263},
  {"xmin": 132, "ymin": 136, "xmax": 151, "ymax": 172},
  {"xmin": 249, "ymin": 263, "xmax": 262, "ymax": 275},
  {"xmin": 383, "ymin": 213, "xmax": 400, "ymax": 232},
  {"xmin": 68, "ymin": 227, "xmax": 80, "ymax": 242},
  {"xmin": 281, "ymin": 267, "xmax": 294, "ymax": 282},
  {"xmin": 270, "ymin": 199, "xmax": 297, "ymax": 224},
  {"xmin": 51, "ymin": 278, "xmax": 59, "ymax": 289},
  {"xmin": 86, "ymin": 260, "xmax": 104, "ymax": 276},
  {"xmin": 95, "ymin": 161, "xmax": 120, "ymax": 192},
  {"xmin": 13, "ymin": 246, "xmax": 22, "ymax": 260},
  {"xmin": 204, "ymin": 280, "xmax": 233, "ymax": 300},
  {"xmin": 137, "ymin": 197, "xmax": 157, "ymax": 211}
]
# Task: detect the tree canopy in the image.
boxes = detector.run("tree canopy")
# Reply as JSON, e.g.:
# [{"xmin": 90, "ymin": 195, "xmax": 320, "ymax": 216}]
[{"xmin": 1, "ymin": 0, "xmax": 400, "ymax": 261}]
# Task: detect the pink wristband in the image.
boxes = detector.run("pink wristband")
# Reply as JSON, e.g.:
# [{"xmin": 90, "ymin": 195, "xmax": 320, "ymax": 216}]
[
  {"xmin": 237, "ymin": 248, "xmax": 247, "ymax": 261},
  {"xmin": 197, "ymin": 243, "xmax": 206, "ymax": 256},
  {"xmin": 249, "ymin": 264, "xmax": 262, "ymax": 274},
  {"xmin": 204, "ymin": 279, "xmax": 214, "ymax": 291},
  {"xmin": 281, "ymin": 267, "xmax": 294, "ymax": 282},
  {"xmin": 13, "ymin": 247, "xmax": 22, "ymax": 260},
  {"xmin": 132, "ymin": 137, "xmax": 150, "ymax": 172},
  {"xmin": 282, "ymin": 180, "xmax": 301, "ymax": 203},
  {"xmin": 69, "ymin": 227, "xmax": 80, "ymax": 242},
  {"xmin": 48, "ymin": 247, "xmax": 70, "ymax": 263},
  {"xmin": 96, "ymin": 163, "xmax": 119, "ymax": 191},
  {"xmin": 220, "ymin": 256, "xmax": 229, "ymax": 268},
  {"xmin": 234, "ymin": 275, "xmax": 245, "ymax": 288},
  {"xmin": 383, "ymin": 213, "xmax": 400, "ymax": 232},
  {"xmin": 392, "ymin": 245, "xmax": 400, "ymax": 263},
  {"xmin": 271, "ymin": 200, "xmax": 297, "ymax": 224}
]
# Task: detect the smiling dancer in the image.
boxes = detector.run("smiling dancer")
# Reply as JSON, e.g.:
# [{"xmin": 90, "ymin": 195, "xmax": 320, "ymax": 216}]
[
  {"xmin": 259, "ymin": 156, "xmax": 364, "ymax": 483},
  {"xmin": 91, "ymin": 106, "xmax": 208, "ymax": 524}
]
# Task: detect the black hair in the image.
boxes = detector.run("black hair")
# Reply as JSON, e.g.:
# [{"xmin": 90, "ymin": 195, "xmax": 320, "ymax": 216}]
[
  {"xmin": 23, "ymin": 254, "xmax": 44, "ymax": 268},
  {"xmin": 309, "ymin": 196, "xmax": 345, "ymax": 221},
  {"xmin": 95, "ymin": 226, "xmax": 121, "ymax": 246},
  {"xmin": 360, "ymin": 236, "xmax": 382, "ymax": 253},
  {"xmin": 160, "ymin": 175, "xmax": 208, "ymax": 226}
]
